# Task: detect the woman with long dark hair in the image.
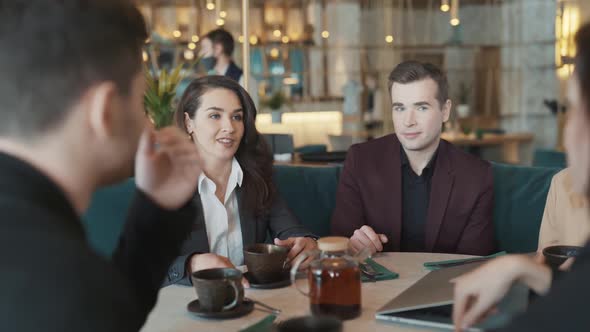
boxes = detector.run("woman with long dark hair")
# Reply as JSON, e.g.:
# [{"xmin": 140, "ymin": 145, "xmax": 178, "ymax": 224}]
[
  {"xmin": 163, "ymin": 76, "xmax": 316, "ymax": 286},
  {"xmin": 452, "ymin": 23, "xmax": 590, "ymax": 331}
]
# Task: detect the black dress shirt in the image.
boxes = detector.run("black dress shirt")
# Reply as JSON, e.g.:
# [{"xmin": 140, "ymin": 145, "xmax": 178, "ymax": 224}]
[{"xmin": 400, "ymin": 147, "xmax": 438, "ymax": 252}]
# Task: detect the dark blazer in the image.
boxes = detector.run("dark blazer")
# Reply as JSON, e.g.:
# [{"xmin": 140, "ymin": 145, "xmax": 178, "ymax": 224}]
[
  {"xmin": 164, "ymin": 188, "xmax": 315, "ymax": 286},
  {"xmin": 331, "ymin": 134, "xmax": 495, "ymax": 255},
  {"xmin": 0, "ymin": 153, "xmax": 196, "ymax": 331},
  {"xmin": 225, "ymin": 60, "xmax": 244, "ymax": 82}
]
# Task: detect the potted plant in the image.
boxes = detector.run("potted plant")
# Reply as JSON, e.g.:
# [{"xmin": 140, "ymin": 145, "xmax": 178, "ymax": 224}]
[
  {"xmin": 144, "ymin": 63, "xmax": 188, "ymax": 129},
  {"xmin": 456, "ymin": 82, "xmax": 471, "ymax": 119},
  {"xmin": 261, "ymin": 90, "xmax": 290, "ymax": 123}
]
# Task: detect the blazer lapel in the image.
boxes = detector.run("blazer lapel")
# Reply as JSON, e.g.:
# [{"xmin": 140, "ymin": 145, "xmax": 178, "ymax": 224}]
[
  {"xmin": 383, "ymin": 136, "xmax": 403, "ymax": 251},
  {"xmin": 191, "ymin": 193, "xmax": 211, "ymax": 253},
  {"xmin": 236, "ymin": 188, "xmax": 257, "ymax": 248},
  {"xmin": 424, "ymin": 141, "xmax": 454, "ymax": 252}
]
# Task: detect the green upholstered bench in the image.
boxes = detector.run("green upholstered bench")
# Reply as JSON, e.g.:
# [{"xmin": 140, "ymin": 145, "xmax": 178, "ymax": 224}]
[
  {"xmin": 272, "ymin": 165, "xmax": 340, "ymax": 237},
  {"xmin": 492, "ymin": 163, "xmax": 561, "ymax": 252},
  {"xmin": 83, "ymin": 164, "xmax": 562, "ymax": 257},
  {"xmin": 82, "ymin": 178, "xmax": 135, "ymax": 257},
  {"xmin": 533, "ymin": 149, "xmax": 567, "ymax": 169},
  {"xmin": 294, "ymin": 144, "xmax": 328, "ymax": 154}
]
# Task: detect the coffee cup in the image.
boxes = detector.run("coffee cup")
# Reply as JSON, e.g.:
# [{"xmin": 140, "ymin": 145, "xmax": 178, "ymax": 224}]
[
  {"xmin": 244, "ymin": 244, "xmax": 289, "ymax": 284},
  {"xmin": 542, "ymin": 245, "xmax": 582, "ymax": 269},
  {"xmin": 191, "ymin": 268, "xmax": 244, "ymax": 312}
]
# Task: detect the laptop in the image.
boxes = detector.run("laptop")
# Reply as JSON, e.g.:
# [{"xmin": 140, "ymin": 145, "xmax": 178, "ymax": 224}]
[{"xmin": 375, "ymin": 261, "xmax": 529, "ymax": 331}]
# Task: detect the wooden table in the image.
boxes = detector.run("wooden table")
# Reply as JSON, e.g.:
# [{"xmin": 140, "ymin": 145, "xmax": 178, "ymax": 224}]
[
  {"xmin": 141, "ymin": 252, "xmax": 473, "ymax": 332},
  {"xmin": 441, "ymin": 132, "xmax": 534, "ymax": 164}
]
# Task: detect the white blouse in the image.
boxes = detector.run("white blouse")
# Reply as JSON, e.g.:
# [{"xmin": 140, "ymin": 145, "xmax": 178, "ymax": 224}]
[{"xmin": 198, "ymin": 158, "xmax": 244, "ymax": 266}]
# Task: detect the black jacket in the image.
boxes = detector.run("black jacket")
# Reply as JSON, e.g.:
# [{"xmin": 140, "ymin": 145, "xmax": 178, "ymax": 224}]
[
  {"xmin": 225, "ymin": 61, "xmax": 243, "ymax": 82},
  {"xmin": 0, "ymin": 152, "xmax": 196, "ymax": 331}
]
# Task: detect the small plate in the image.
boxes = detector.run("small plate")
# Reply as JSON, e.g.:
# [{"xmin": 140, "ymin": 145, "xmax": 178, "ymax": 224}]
[
  {"xmin": 187, "ymin": 299, "xmax": 254, "ymax": 319},
  {"xmin": 244, "ymin": 272, "xmax": 291, "ymax": 290}
]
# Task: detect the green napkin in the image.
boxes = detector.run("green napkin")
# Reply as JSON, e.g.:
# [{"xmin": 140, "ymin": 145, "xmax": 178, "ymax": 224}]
[
  {"xmin": 423, "ymin": 251, "xmax": 507, "ymax": 271},
  {"xmin": 239, "ymin": 314, "xmax": 277, "ymax": 332},
  {"xmin": 361, "ymin": 258, "xmax": 399, "ymax": 282}
]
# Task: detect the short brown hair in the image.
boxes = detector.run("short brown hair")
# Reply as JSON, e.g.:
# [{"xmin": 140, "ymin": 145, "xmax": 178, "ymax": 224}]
[
  {"xmin": 205, "ymin": 28, "xmax": 235, "ymax": 57},
  {"xmin": 388, "ymin": 61, "xmax": 449, "ymax": 107}
]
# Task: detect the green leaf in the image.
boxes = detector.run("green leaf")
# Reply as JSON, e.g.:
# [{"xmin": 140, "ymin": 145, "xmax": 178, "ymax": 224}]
[
  {"xmin": 158, "ymin": 70, "xmax": 167, "ymax": 97},
  {"xmin": 144, "ymin": 60, "xmax": 195, "ymax": 128},
  {"xmin": 144, "ymin": 66, "xmax": 157, "ymax": 92},
  {"xmin": 169, "ymin": 63, "xmax": 183, "ymax": 86}
]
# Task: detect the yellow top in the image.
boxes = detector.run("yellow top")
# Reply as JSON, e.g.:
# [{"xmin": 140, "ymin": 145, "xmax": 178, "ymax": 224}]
[{"xmin": 317, "ymin": 236, "xmax": 349, "ymax": 252}]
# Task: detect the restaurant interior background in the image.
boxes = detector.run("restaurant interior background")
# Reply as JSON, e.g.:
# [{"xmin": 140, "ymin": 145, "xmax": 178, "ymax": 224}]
[{"xmin": 136, "ymin": 0, "xmax": 589, "ymax": 166}]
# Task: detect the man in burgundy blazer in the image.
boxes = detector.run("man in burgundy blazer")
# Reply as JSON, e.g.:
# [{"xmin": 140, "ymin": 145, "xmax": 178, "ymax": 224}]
[{"xmin": 331, "ymin": 61, "xmax": 495, "ymax": 256}]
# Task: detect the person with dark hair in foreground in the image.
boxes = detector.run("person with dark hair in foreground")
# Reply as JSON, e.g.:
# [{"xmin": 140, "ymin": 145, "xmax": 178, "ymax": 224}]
[
  {"xmin": 452, "ymin": 22, "xmax": 590, "ymax": 331},
  {"xmin": 0, "ymin": 1, "xmax": 201, "ymax": 331},
  {"xmin": 164, "ymin": 76, "xmax": 317, "ymax": 286},
  {"xmin": 331, "ymin": 61, "xmax": 495, "ymax": 256}
]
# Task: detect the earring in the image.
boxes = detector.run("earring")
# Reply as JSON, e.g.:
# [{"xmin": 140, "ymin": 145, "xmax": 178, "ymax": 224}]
[{"xmin": 189, "ymin": 132, "xmax": 194, "ymax": 140}]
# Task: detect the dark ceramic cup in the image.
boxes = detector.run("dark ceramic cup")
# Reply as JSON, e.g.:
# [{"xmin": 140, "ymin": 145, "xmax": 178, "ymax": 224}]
[
  {"xmin": 244, "ymin": 244, "xmax": 289, "ymax": 284},
  {"xmin": 191, "ymin": 268, "xmax": 244, "ymax": 312},
  {"xmin": 542, "ymin": 245, "xmax": 582, "ymax": 269},
  {"xmin": 275, "ymin": 316, "xmax": 343, "ymax": 332}
]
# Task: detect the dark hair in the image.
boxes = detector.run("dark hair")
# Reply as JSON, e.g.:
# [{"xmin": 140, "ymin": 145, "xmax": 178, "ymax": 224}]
[
  {"xmin": 176, "ymin": 76, "xmax": 275, "ymax": 217},
  {"xmin": 0, "ymin": 0, "xmax": 147, "ymax": 138},
  {"xmin": 575, "ymin": 24, "xmax": 590, "ymax": 198},
  {"xmin": 388, "ymin": 61, "xmax": 449, "ymax": 107},
  {"xmin": 576, "ymin": 24, "xmax": 590, "ymax": 114},
  {"xmin": 204, "ymin": 29, "xmax": 235, "ymax": 57}
]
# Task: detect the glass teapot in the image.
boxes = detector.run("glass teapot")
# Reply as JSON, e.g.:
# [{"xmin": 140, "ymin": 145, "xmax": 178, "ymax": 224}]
[{"xmin": 290, "ymin": 236, "xmax": 367, "ymax": 320}]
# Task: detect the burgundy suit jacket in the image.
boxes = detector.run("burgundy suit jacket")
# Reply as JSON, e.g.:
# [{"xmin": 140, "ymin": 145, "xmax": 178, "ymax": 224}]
[{"xmin": 331, "ymin": 134, "xmax": 495, "ymax": 255}]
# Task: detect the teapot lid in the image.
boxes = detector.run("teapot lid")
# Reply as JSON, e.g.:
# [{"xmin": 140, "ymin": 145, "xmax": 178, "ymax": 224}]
[{"xmin": 317, "ymin": 236, "xmax": 349, "ymax": 252}]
